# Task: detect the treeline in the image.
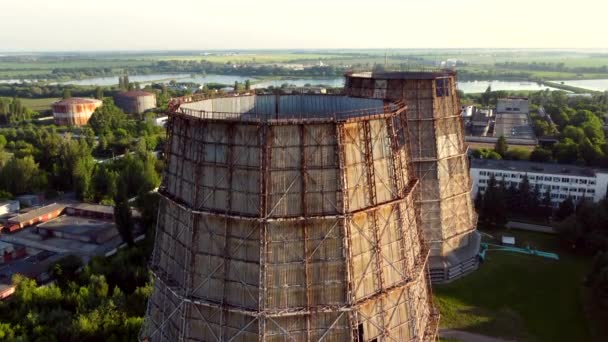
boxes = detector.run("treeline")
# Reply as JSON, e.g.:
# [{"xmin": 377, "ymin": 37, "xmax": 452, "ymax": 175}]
[
  {"xmin": 496, "ymin": 61, "xmax": 608, "ymax": 74},
  {"xmin": 0, "ymin": 97, "xmax": 35, "ymax": 123},
  {"xmin": 0, "ymin": 83, "xmax": 121, "ymax": 100},
  {"xmin": 475, "ymin": 173, "xmax": 559, "ymax": 226}
]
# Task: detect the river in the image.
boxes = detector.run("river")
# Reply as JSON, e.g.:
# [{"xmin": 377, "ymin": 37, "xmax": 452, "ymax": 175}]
[
  {"xmin": 0, "ymin": 74, "xmax": 580, "ymax": 93},
  {"xmin": 555, "ymin": 79, "xmax": 608, "ymax": 92}
]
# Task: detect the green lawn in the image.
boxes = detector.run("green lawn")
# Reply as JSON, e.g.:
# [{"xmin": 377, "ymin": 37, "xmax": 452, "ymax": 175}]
[
  {"xmin": 1, "ymin": 97, "xmax": 59, "ymax": 112},
  {"xmin": 434, "ymin": 229, "xmax": 592, "ymax": 342}
]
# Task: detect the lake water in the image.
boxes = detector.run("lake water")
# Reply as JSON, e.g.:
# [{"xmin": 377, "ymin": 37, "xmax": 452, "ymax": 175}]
[
  {"xmin": 0, "ymin": 74, "xmax": 575, "ymax": 93},
  {"xmin": 456, "ymin": 80, "xmax": 561, "ymax": 93},
  {"xmin": 251, "ymin": 78, "xmax": 345, "ymax": 89},
  {"xmin": 53, "ymin": 74, "xmax": 255, "ymax": 86},
  {"xmin": 555, "ymin": 79, "xmax": 608, "ymax": 92}
]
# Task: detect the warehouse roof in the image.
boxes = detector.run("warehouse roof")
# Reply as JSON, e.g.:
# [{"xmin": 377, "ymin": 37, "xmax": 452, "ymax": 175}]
[{"xmin": 7, "ymin": 203, "xmax": 66, "ymax": 224}]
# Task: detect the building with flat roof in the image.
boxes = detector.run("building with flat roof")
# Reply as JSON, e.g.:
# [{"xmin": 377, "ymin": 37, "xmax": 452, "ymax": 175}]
[
  {"xmin": 0, "ymin": 201, "xmax": 19, "ymax": 216},
  {"xmin": 0, "ymin": 241, "xmax": 26, "ymax": 264},
  {"xmin": 65, "ymin": 203, "xmax": 114, "ymax": 220},
  {"xmin": 3, "ymin": 203, "xmax": 66, "ymax": 233},
  {"xmin": 470, "ymin": 159, "xmax": 608, "ymax": 206},
  {"xmin": 496, "ymin": 97, "xmax": 529, "ymax": 114},
  {"xmin": 37, "ymin": 216, "xmax": 119, "ymax": 244}
]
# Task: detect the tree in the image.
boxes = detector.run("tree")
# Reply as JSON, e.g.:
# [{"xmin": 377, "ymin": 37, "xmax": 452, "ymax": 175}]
[
  {"xmin": 95, "ymin": 87, "xmax": 104, "ymax": 100},
  {"xmin": 88, "ymin": 99, "xmax": 127, "ymax": 135},
  {"xmin": 530, "ymin": 147, "xmax": 552, "ymax": 162},
  {"xmin": 541, "ymin": 187, "xmax": 553, "ymax": 216},
  {"xmin": 62, "ymin": 88, "xmax": 72, "ymax": 99},
  {"xmin": 245, "ymin": 79, "xmax": 251, "ymax": 91},
  {"xmin": 504, "ymin": 147, "xmax": 531, "ymax": 160},
  {"xmin": 234, "ymin": 81, "xmax": 240, "ymax": 93},
  {"xmin": 480, "ymin": 174, "xmax": 507, "ymax": 226},
  {"xmin": 474, "ymin": 191, "xmax": 483, "ymax": 211},
  {"xmin": 580, "ymin": 138, "xmax": 604, "ymax": 166},
  {"xmin": 114, "ymin": 182, "xmax": 134, "ymax": 247},
  {"xmin": 556, "ymin": 196, "xmax": 575, "ymax": 221},
  {"xmin": 0, "ymin": 155, "xmax": 46, "ymax": 195},
  {"xmin": 494, "ymin": 135, "xmax": 508, "ymax": 157},
  {"xmin": 563, "ymin": 125, "xmax": 585, "ymax": 143},
  {"xmin": 553, "ymin": 140, "xmax": 579, "ymax": 164}
]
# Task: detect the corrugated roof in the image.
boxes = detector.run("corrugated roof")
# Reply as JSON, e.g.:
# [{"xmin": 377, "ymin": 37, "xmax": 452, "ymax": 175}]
[{"xmin": 8, "ymin": 203, "xmax": 66, "ymax": 224}]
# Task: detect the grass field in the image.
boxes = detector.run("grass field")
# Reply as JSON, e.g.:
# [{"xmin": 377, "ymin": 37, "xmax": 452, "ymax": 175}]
[
  {"xmin": 0, "ymin": 97, "xmax": 59, "ymax": 112},
  {"xmin": 434, "ymin": 229, "xmax": 593, "ymax": 342}
]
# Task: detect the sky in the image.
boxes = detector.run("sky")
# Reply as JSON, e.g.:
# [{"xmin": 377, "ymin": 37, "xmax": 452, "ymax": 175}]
[{"xmin": 1, "ymin": 0, "xmax": 607, "ymax": 51}]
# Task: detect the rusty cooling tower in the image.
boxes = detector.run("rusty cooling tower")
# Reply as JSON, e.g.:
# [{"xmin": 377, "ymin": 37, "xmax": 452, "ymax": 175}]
[
  {"xmin": 344, "ymin": 71, "xmax": 481, "ymax": 283},
  {"xmin": 140, "ymin": 94, "xmax": 439, "ymax": 341}
]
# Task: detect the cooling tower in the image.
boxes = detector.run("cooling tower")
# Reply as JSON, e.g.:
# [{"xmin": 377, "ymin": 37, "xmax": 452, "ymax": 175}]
[
  {"xmin": 140, "ymin": 94, "xmax": 439, "ymax": 341},
  {"xmin": 344, "ymin": 71, "xmax": 481, "ymax": 283}
]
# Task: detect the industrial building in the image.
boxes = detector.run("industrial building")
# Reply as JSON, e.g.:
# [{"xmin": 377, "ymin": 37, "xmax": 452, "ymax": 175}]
[
  {"xmin": 37, "ymin": 216, "xmax": 118, "ymax": 244},
  {"xmin": 471, "ymin": 159, "xmax": 608, "ymax": 206},
  {"xmin": 0, "ymin": 241, "xmax": 26, "ymax": 264},
  {"xmin": 344, "ymin": 71, "xmax": 480, "ymax": 283},
  {"xmin": 3, "ymin": 203, "xmax": 65, "ymax": 233},
  {"xmin": 114, "ymin": 90, "xmax": 157, "ymax": 114},
  {"xmin": 51, "ymin": 98, "xmax": 102, "ymax": 126},
  {"xmin": 0, "ymin": 200, "xmax": 19, "ymax": 216},
  {"xmin": 496, "ymin": 97, "xmax": 529, "ymax": 114},
  {"xmin": 141, "ymin": 94, "xmax": 439, "ymax": 341}
]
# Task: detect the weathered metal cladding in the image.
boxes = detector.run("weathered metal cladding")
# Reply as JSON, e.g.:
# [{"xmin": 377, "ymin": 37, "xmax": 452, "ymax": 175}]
[
  {"xmin": 114, "ymin": 91, "xmax": 157, "ymax": 114},
  {"xmin": 51, "ymin": 98, "xmax": 102, "ymax": 126},
  {"xmin": 344, "ymin": 71, "xmax": 480, "ymax": 281},
  {"xmin": 141, "ymin": 95, "xmax": 438, "ymax": 341}
]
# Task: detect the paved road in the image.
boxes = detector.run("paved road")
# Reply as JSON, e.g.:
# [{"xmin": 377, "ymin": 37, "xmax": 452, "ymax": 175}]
[
  {"xmin": 440, "ymin": 329, "xmax": 516, "ymax": 342},
  {"xmin": 506, "ymin": 221, "xmax": 555, "ymax": 234}
]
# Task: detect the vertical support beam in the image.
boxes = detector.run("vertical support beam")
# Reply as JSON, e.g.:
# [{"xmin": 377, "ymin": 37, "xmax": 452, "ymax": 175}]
[
  {"xmin": 220, "ymin": 123, "xmax": 236, "ymax": 340},
  {"xmin": 336, "ymin": 123, "xmax": 355, "ymax": 341},
  {"xmin": 300, "ymin": 124, "xmax": 312, "ymax": 339},
  {"xmin": 258, "ymin": 123, "xmax": 271, "ymax": 341}
]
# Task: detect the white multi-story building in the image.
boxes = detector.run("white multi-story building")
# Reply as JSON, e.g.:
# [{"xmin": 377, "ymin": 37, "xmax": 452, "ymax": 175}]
[{"xmin": 470, "ymin": 159, "xmax": 608, "ymax": 206}]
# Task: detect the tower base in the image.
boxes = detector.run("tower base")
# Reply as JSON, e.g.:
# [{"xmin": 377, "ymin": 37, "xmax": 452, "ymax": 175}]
[{"xmin": 428, "ymin": 231, "xmax": 481, "ymax": 283}]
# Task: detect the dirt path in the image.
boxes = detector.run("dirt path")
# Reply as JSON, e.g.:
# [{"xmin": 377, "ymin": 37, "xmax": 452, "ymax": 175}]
[{"xmin": 439, "ymin": 329, "xmax": 517, "ymax": 342}]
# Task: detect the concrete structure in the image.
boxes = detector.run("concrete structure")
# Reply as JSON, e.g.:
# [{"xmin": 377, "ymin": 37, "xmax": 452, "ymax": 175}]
[
  {"xmin": 0, "ymin": 200, "xmax": 19, "ymax": 216},
  {"xmin": 16, "ymin": 194, "xmax": 44, "ymax": 207},
  {"xmin": 496, "ymin": 97, "xmax": 529, "ymax": 114},
  {"xmin": 37, "ymin": 216, "xmax": 118, "ymax": 244},
  {"xmin": 51, "ymin": 98, "xmax": 102, "ymax": 126},
  {"xmin": 3, "ymin": 203, "xmax": 65, "ymax": 233},
  {"xmin": 0, "ymin": 241, "xmax": 26, "ymax": 264},
  {"xmin": 344, "ymin": 71, "xmax": 480, "ymax": 283},
  {"xmin": 471, "ymin": 159, "xmax": 608, "ymax": 206},
  {"xmin": 461, "ymin": 105, "xmax": 473, "ymax": 117},
  {"xmin": 115, "ymin": 90, "xmax": 157, "ymax": 115},
  {"xmin": 141, "ymin": 94, "xmax": 439, "ymax": 341},
  {"xmin": 65, "ymin": 203, "xmax": 114, "ymax": 220},
  {"xmin": 494, "ymin": 113, "xmax": 536, "ymax": 140}
]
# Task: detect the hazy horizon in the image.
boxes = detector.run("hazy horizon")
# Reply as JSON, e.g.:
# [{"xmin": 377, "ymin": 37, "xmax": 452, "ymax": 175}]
[{"xmin": 2, "ymin": 0, "xmax": 608, "ymax": 51}]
